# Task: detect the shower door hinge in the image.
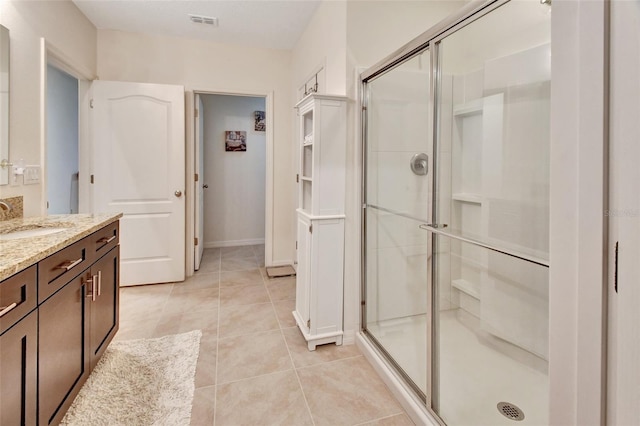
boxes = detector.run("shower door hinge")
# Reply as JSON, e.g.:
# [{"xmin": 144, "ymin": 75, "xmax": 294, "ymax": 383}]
[
  {"xmin": 90, "ymin": 174, "xmax": 94, "ymax": 184},
  {"xmin": 194, "ymin": 237, "xmax": 198, "ymax": 246},
  {"xmin": 361, "ymin": 300, "xmax": 365, "ymax": 306},
  {"xmin": 295, "ymin": 241, "xmax": 298, "ymax": 250},
  {"xmin": 614, "ymin": 241, "xmax": 619, "ymax": 293},
  {"xmin": 89, "ymin": 99, "xmax": 94, "ymax": 109},
  {"xmin": 309, "ymin": 224, "xmax": 313, "ymax": 233},
  {"xmin": 296, "ymin": 174, "xmax": 299, "ymax": 183},
  {"xmin": 362, "ymin": 106, "xmax": 367, "ymax": 111},
  {"xmin": 307, "ymin": 319, "xmax": 310, "ymax": 328},
  {"xmin": 195, "ymin": 173, "xmax": 199, "ymax": 182}
]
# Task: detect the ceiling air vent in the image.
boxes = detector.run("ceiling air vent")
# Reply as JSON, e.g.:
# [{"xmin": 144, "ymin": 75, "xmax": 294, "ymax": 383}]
[{"xmin": 188, "ymin": 14, "xmax": 218, "ymax": 26}]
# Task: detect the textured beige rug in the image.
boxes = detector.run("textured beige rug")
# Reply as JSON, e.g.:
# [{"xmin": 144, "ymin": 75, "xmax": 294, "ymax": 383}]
[{"xmin": 61, "ymin": 330, "xmax": 202, "ymax": 426}]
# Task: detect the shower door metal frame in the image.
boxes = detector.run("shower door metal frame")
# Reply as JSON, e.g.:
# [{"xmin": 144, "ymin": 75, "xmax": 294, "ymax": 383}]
[
  {"xmin": 359, "ymin": 0, "xmax": 525, "ymax": 422},
  {"xmin": 360, "ymin": 45, "xmax": 433, "ymax": 403}
]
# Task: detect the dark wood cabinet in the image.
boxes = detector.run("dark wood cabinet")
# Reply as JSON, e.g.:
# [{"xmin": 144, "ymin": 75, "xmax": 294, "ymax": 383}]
[
  {"xmin": 38, "ymin": 245, "xmax": 120, "ymax": 426},
  {"xmin": 38, "ymin": 274, "xmax": 91, "ymax": 426},
  {"xmin": 0, "ymin": 309, "xmax": 38, "ymax": 426},
  {"xmin": 90, "ymin": 246, "xmax": 119, "ymax": 368}
]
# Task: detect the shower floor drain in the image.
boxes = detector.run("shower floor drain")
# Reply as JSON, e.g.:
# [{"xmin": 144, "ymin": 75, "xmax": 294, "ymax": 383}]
[{"xmin": 497, "ymin": 402, "xmax": 525, "ymax": 421}]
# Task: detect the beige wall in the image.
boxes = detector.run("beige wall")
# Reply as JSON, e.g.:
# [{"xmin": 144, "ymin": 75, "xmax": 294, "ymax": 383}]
[
  {"xmin": 292, "ymin": 1, "xmax": 347, "ymax": 97},
  {"xmin": 97, "ymin": 29, "xmax": 295, "ymax": 265},
  {"xmin": 0, "ymin": 0, "xmax": 97, "ymax": 216}
]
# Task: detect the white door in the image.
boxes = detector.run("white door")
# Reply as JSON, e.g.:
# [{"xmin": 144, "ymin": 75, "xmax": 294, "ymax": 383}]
[
  {"xmin": 608, "ymin": 3, "xmax": 640, "ymax": 425},
  {"xmin": 91, "ymin": 80, "xmax": 185, "ymax": 286},
  {"xmin": 194, "ymin": 94, "xmax": 205, "ymax": 270}
]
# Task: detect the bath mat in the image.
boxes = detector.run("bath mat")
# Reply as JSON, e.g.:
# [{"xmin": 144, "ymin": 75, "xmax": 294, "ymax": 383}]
[
  {"xmin": 266, "ymin": 265, "xmax": 296, "ymax": 278},
  {"xmin": 61, "ymin": 330, "xmax": 202, "ymax": 426}
]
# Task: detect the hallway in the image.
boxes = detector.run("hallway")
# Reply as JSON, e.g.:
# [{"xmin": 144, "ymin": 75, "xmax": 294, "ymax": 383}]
[{"xmin": 116, "ymin": 246, "xmax": 413, "ymax": 425}]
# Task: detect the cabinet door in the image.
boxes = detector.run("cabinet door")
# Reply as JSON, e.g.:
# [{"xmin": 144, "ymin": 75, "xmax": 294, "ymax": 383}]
[
  {"xmin": 38, "ymin": 274, "xmax": 90, "ymax": 426},
  {"xmin": 90, "ymin": 246, "xmax": 119, "ymax": 368},
  {"xmin": 295, "ymin": 216, "xmax": 311, "ymax": 331},
  {"xmin": 0, "ymin": 310, "xmax": 37, "ymax": 426}
]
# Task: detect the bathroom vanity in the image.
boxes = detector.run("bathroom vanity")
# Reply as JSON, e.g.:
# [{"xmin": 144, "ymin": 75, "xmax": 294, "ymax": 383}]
[{"xmin": 0, "ymin": 213, "xmax": 121, "ymax": 426}]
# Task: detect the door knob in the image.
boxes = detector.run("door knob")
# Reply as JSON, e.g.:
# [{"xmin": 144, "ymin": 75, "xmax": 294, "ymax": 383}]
[
  {"xmin": 174, "ymin": 190, "xmax": 182, "ymax": 197},
  {"xmin": 203, "ymin": 184, "xmax": 209, "ymax": 189}
]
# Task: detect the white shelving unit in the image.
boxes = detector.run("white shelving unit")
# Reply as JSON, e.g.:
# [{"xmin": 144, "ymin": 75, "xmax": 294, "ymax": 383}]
[{"xmin": 293, "ymin": 94, "xmax": 347, "ymax": 350}]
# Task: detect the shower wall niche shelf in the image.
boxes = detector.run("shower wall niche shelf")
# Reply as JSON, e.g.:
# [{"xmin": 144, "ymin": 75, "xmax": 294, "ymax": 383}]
[
  {"xmin": 453, "ymin": 98, "xmax": 483, "ymax": 117},
  {"xmin": 293, "ymin": 94, "xmax": 347, "ymax": 350},
  {"xmin": 451, "ymin": 193, "xmax": 483, "ymax": 204}
]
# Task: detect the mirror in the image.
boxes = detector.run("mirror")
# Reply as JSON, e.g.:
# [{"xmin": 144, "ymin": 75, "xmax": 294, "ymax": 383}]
[{"xmin": 0, "ymin": 25, "xmax": 8, "ymax": 185}]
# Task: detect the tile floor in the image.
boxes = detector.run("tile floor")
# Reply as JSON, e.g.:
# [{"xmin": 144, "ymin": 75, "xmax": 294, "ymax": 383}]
[{"xmin": 115, "ymin": 245, "xmax": 414, "ymax": 426}]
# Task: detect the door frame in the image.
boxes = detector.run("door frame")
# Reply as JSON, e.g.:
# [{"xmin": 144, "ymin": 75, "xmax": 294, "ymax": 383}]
[
  {"xmin": 186, "ymin": 88, "xmax": 274, "ymax": 277},
  {"xmin": 40, "ymin": 38, "xmax": 95, "ymax": 216},
  {"xmin": 194, "ymin": 93, "xmax": 204, "ymax": 271}
]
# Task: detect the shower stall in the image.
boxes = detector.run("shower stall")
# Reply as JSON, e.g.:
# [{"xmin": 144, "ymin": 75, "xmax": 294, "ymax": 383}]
[{"xmin": 360, "ymin": 1, "xmax": 551, "ymax": 424}]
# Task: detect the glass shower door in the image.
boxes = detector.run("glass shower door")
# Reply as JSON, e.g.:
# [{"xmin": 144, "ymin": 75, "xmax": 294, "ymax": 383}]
[
  {"xmin": 430, "ymin": 1, "xmax": 551, "ymax": 424},
  {"xmin": 363, "ymin": 49, "xmax": 431, "ymax": 396}
]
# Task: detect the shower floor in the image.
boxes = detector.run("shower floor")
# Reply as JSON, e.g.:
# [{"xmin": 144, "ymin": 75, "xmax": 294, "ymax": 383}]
[{"xmin": 367, "ymin": 309, "xmax": 548, "ymax": 425}]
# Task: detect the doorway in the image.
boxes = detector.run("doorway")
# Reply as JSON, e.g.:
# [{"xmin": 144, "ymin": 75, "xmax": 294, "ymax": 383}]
[
  {"xmin": 46, "ymin": 64, "xmax": 78, "ymax": 214},
  {"xmin": 194, "ymin": 93, "xmax": 268, "ymax": 270}
]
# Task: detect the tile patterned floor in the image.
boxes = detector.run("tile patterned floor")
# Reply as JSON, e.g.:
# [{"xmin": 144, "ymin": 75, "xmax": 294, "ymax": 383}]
[{"xmin": 116, "ymin": 246, "xmax": 414, "ymax": 426}]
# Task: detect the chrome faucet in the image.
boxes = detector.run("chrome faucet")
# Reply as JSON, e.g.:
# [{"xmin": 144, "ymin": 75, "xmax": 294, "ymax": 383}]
[{"xmin": 0, "ymin": 200, "xmax": 12, "ymax": 212}]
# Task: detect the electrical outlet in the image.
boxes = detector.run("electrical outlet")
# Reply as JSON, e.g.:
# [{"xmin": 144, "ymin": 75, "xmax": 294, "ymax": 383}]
[{"xmin": 10, "ymin": 165, "xmax": 23, "ymax": 186}]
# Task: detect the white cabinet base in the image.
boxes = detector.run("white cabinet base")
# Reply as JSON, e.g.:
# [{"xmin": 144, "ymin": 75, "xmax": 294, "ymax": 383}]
[{"xmin": 293, "ymin": 310, "xmax": 343, "ymax": 351}]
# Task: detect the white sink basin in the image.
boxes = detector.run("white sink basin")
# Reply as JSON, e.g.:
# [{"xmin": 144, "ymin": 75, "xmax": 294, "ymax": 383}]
[{"xmin": 0, "ymin": 227, "xmax": 68, "ymax": 241}]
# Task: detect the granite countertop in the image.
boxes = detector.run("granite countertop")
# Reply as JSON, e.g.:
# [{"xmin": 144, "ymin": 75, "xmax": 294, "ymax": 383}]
[{"xmin": 0, "ymin": 213, "xmax": 123, "ymax": 281}]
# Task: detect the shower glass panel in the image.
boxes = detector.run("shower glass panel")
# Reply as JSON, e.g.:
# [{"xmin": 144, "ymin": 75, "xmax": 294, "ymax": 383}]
[
  {"xmin": 364, "ymin": 49, "xmax": 431, "ymax": 396},
  {"xmin": 432, "ymin": 1, "xmax": 550, "ymax": 424}
]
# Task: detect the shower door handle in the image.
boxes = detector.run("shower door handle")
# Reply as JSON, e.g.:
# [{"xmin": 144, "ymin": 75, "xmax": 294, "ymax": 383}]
[
  {"xmin": 419, "ymin": 224, "xmax": 549, "ymax": 267},
  {"xmin": 410, "ymin": 153, "xmax": 429, "ymax": 176}
]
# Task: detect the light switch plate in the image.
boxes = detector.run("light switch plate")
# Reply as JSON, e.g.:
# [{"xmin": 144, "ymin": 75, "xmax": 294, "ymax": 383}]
[{"xmin": 23, "ymin": 165, "xmax": 40, "ymax": 185}]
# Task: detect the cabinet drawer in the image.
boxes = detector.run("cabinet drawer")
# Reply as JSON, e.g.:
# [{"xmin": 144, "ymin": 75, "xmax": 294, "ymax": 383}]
[
  {"xmin": 0, "ymin": 265, "xmax": 37, "ymax": 335},
  {"xmin": 90, "ymin": 221, "xmax": 119, "ymax": 260},
  {"xmin": 38, "ymin": 238, "xmax": 90, "ymax": 303}
]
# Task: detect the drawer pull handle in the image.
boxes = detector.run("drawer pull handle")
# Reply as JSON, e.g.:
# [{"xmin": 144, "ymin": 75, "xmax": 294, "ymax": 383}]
[
  {"xmin": 57, "ymin": 258, "xmax": 83, "ymax": 271},
  {"xmin": 97, "ymin": 270, "xmax": 102, "ymax": 297},
  {"xmin": 98, "ymin": 235, "xmax": 116, "ymax": 244},
  {"xmin": 0, "ymin": 302, "xmax": 17, "ymax": 318}
]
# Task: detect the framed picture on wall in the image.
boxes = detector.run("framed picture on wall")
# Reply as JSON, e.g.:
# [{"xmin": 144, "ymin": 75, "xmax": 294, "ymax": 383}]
[
  {"xmin": 254, "ymin": 111, "xmax": 265, "ymax": 132},
  {"xmin": 225, "ymin": 131, "xmax": 247, "ymax": 151}
]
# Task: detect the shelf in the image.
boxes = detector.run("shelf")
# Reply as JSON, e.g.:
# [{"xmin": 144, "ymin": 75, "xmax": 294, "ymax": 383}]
[
  {"xmin": 452, "ymin": 278, "xmax": 480, "ymax": 300},
  {"xmin": 452, "ymin": 193, "xmax": 482, "ymax": 204},
  {"xmin": 453, "ymin": 98, "xmax": 483, "ymax": 117},
  {"xmin": 303, "ymin": 134, "xmax": 314, "ymax": 143}
]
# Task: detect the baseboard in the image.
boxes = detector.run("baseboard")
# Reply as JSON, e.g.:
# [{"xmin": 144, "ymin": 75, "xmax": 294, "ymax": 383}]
[
  {"xmin": 356, "ymin": 333, "xmax": 441, "ymax": 426},
  {"xmin": 205, "ymin": 238, "xmax": 265, "ymax": 249},
  {"xmin": 342, "ymin": 328, "xmax": 357, "ymax": 345}
]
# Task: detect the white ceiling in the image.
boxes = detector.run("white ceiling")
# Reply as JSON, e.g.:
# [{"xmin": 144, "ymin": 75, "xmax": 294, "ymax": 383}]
[{"xmin": 72, "ymin": 0, "xmax": 321, "ymax": 50}]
